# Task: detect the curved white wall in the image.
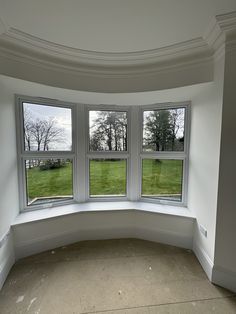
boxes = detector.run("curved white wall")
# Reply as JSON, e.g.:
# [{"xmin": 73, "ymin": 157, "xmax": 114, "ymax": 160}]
[
  {"xmin": 0, "ymin": 80, "xmax": 19, "ymax": 288},
  {"xmin": 0, "ymin": 82, "xmax": 19, "ymax": 238},
  {"xmin": 0, "ymin": 66, "xmax": 234, "ymax": 292}
]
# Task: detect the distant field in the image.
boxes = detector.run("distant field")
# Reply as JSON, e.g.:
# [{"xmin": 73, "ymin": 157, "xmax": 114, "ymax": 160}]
[{"xmin": 26, "ymin": 159, "xmax": 182, "ymax": 201}]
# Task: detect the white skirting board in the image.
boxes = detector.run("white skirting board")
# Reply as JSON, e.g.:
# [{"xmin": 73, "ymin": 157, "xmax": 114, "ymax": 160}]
[
  {"xmin": 212, "ymin": 265, "xmax": 236, "ymax": 293},
  {"xmin": 193, "ymin": 240, "xmax": 214, "ymax": 281},
  {"xmin": 135, "ymin": 227, "xmax": 193, "ymax": 250},
  {"xmin": 0, "ymin": 230, "xmax": 15, "ymax": 290},
  {"xmin": 14, "ymin": 226, "xmax": 136, "ymax": 260},
  {"xmin": 14, "ymin": 225, "xmax": 194, "ymax": 261},
  {"xmin": 193, "ymin": 240, "xmax": 236, "ymax": 293}
]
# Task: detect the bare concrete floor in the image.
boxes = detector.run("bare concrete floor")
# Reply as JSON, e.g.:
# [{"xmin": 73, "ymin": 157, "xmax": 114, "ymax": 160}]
[{"xmin": 0, "ymin": 239, "xmax": 236, "ymax": 314}]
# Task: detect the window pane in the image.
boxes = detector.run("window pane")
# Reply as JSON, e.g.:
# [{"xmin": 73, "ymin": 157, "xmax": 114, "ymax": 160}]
[
  {"xmin": 23, "ymin": 102, "xmax": 72, "ymax": 151},
  {"xmin": 90, "ymin": 159, "xmax": 126, "ymax": 197},
  {"xmin": 142, "ymin": 159, "xmax": 183, "ymax": 201},
  {"xmin": 89, "ymin": 111, "xmax": 127, "ymax": 151},
  {"xmin": 25, "ymin": 159, "xmax": 73, "ymax": 206},
  {"xmin": 143, "ymin": 108, "xmax": 185, "ymax": 151}
]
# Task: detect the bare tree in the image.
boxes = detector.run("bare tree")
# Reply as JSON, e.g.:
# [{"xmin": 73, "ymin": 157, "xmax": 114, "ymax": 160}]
[
  {"xmin": 23, "ymin": 108, "xmax": 65, "ymax": 152},
  {"xmin": 41, "ymin": 119, "xmax": 64, "ymax": 151},
  {"xmin": 23, "ymin": 108, "xmax": 33, "ymax": 151}
]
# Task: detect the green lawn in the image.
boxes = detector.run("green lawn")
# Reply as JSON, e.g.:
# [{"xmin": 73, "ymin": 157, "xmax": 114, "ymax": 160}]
[
  {"xmin": 142, "ymin": 159, "xmax": 183, "ymax": 198},
  {"xmin": 26, "ymin": 161, "xmax": 73, "ymax": 201},
  {"xmin": 90, "ymin": 159, "xmax": 126, "ymax": 196},
  {"xmin": 27, "ymin": 159, "xmax": 183, "ymax": 202}
]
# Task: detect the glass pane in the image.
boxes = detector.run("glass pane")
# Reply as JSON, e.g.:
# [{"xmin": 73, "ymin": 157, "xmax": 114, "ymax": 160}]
[
  {"xmin": 142, "ymin": 159, "xmax": 183, "ymax": 201},
  {"xmin": 23, "ymin": 102, "xmax": 72, "ymax": 151},
  {"xmin": 143, "ymin": 108, "xmax": 185, "ymax": 152},
  {"xmin": 25, "ymin": 159, "xmax": 73, "ymax": 206},
  {"xmin": 89, "ymin": 111, "xmax": 127, "ymax": 151},
  {"xmin": 90, "ymin": 159, "xmax": 126, "ymax": 197}
]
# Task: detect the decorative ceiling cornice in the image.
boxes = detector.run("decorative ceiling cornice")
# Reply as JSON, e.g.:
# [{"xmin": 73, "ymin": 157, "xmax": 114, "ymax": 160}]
[
  {"xmin": 1, "ymin": 12, "xmax": 235, "ymax": 70},
  {"xmin": 0, "ymin": 11, "xmax": 235, "ymax": 92},
  {"xmin": 0, "ymin": 27, "xmax": 210, "ymax": 69},
  {"xmin": 204, "ymin": 11, "xmax": 236, "ymax": 52}
]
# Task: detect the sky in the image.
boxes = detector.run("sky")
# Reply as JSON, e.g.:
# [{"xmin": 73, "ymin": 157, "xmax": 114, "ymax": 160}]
[{"xmin": 23, "ymin": 102, "xmax": 72, "ymax": 151}]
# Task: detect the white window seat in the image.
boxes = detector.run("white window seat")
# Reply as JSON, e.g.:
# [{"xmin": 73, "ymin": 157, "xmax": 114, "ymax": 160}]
[{"xmin": 12, "ymin": 201, "xmax": 195, "ymax": 226}]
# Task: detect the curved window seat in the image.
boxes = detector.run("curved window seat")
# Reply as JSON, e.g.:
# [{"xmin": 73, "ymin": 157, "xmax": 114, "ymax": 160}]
[{"xmin": 12, "ymin": 202, "xmax": 195, "ymax": 260}]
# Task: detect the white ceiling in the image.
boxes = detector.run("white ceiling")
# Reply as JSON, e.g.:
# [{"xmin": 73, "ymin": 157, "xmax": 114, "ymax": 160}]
[{"xmin": 0, "ymin": 0, "xmax": 236, "ymax": 53}]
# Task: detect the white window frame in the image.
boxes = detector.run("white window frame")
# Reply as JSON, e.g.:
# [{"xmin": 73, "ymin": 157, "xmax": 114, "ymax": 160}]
[
  {"xmin": 15, "ymin": 95, "xmax": 78, "ymax": 211},
  {"xmin": 85, "ymin": 105, "xmax": 130, "ymax": 201},
  {"xmin": 16, "ymin": 95, "xmax": 190, "ymax": 212},
  {"xmin": 139, "ymin": 102, "xmax": 191, "ymax": 206}
]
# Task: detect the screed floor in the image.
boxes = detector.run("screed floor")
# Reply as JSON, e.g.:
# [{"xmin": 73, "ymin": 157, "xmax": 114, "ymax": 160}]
[{"xmin": 0, "ymin": 239, "xmax": 236, "ymax": 314}]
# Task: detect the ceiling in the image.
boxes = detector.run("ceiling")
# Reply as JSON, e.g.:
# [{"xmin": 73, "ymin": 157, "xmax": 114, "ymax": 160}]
[{"xmin": 0, "ymin": 0, "xmax": 236, "ymax": 53}]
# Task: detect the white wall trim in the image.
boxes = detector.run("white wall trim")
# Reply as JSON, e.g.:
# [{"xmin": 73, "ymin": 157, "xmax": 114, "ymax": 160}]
[
  {"xmin": 0, "ymin": 12, "xmax": 234, "ymax": 78},
  {"xmin": 204, "ymin": 11, "xmax": 236, "ymax": 49},
  {"xmin": 193, "ymin": 240, "xmax": 214, "ymax": 281},
  {"xmin": 14, "ymin": 224, "xmax": 193, "ymax": 260},
  {"xmin": 14, "ymin": 226, "xmax": 135, "ymax": 260},
  {"xmin": 12, "ymin": 209, "xmax": 194, "ymax": 260},
  {"xmin": 0, "ymin": 28, "xmax": 209, "ymax": 68},
  {"xmin": 0, "ymin": 12, "xmax": 234, "ymax": 92},
  {"xmin": 135, "ymin": 227, "xmax": 193, "ymax": 250},
  {"xmin": 0, "ymin": 33, "xmax": 212, "ymax": 78},
  {"xmin": 212, "ymin": 265, "xmax": 236, "ymax": 293},
  {"xmin": 0, "ymin": 230, "xmax": 15, "ymax": 290}
]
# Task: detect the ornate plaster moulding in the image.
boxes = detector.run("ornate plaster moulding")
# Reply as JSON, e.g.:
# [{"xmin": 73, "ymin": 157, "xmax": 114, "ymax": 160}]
[
  {"xmin": 0, "ymin": 27, "xmax": 210, "ymax": 68},
  {"xmin": 0, "ymin": 11, "xmax": 235, "ymax": 76},
  {"xmin": 204, "ymin": 11, "xmax": 236, "ymax": 51}
]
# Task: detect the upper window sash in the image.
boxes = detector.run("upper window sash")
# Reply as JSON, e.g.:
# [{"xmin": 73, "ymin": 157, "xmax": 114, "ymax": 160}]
[
  {"xmin": 141, "ymin": 102, "xmax": 190, "ymax": 155},
  {"xmin": 16, "ymin": 96, "xmax": 76, "ymax": 155},
  {"xmin": 86, "ymin": 105, "xmax": 130, "ymax": 154}
]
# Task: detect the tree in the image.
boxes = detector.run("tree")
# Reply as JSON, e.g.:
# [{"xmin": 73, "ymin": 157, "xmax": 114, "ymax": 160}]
[
  {"xmin": 23, "ymin": 108, "xmax": 33, "ymax": 151},
  {"xmin": 89, "ymin": 111, "xmax": 127, "ymax": 151},
  {"xmin": 23, "ymin": 108, "xmax": 65, "ymax": 152},
  {"xmin": 144, "ymin": 109, "xmax": 184, "ymax": 151},
  {"xmin": 169, "ymin": 108, "xmax": 185, "ymax": 150},
  {"xmin": 41, "ymin": 119, "xmax": 65, "ymax": 151}
]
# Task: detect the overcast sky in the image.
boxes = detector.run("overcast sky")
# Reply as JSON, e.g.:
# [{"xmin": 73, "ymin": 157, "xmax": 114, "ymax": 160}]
[{"xmin": 23, "ymin": 102, "xmax": 72, "ymax": 150}]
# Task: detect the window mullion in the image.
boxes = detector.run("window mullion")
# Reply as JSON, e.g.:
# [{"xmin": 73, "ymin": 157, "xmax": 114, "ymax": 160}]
[
  {"xmin": 77, "ymin": 104, "xmax": 87, "ymax": 202},
  {"xmin": 129, "ymin": 106, "xmax": 141, "ymax": 201}
]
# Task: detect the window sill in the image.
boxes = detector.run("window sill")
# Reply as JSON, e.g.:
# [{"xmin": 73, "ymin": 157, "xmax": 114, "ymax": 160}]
[{"xmin": 12, "ymin": 201, "xmax": 195, "ymax": 226}]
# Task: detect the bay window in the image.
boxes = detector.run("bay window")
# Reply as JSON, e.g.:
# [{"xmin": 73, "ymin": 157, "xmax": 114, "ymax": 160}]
[{"xmin": 16, "ymin": 96, "xmax": 189, "ymax": 211}]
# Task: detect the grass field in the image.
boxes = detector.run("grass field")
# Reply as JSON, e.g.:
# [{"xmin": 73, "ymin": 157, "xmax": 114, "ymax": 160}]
[
  {"xmin": 90, "ymin": 159, "xmax": 126, "ymax": 196},
  {"xmin": 26, "ymin": 159, "xmax": 183, "ymax": 203},
  {"xmin": 142, "ymin": 159, "xmax": 183, "ymax": 199},
  {"xmin": 26, "ymin": 161, "xmax": 73, "ymax": 203}
]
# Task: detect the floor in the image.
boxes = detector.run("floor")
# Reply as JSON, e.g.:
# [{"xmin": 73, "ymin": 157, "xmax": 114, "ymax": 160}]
[{"xmin": 0, "ymin": 239, "xmax": 235, "ymax": 314}]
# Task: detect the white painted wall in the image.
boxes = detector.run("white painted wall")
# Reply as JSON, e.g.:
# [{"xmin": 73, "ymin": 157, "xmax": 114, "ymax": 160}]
[
  {"xmin": 0, "ymin": 80, "xmax": 19, "ymax": 288},
  {"xmin": 0, "ymin": 73, "xmax": 229, "ymax": 290},
  {"xmin": 214, "ymin": 48, "xmax": 236, "ymax": 276},
  {"xmin": 188, "ymin": 57, "xmax": 225, "ymax": 268},
  {"xmin": 0, "ymin": 81, "xmax": 19, "ymax": 238}
]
